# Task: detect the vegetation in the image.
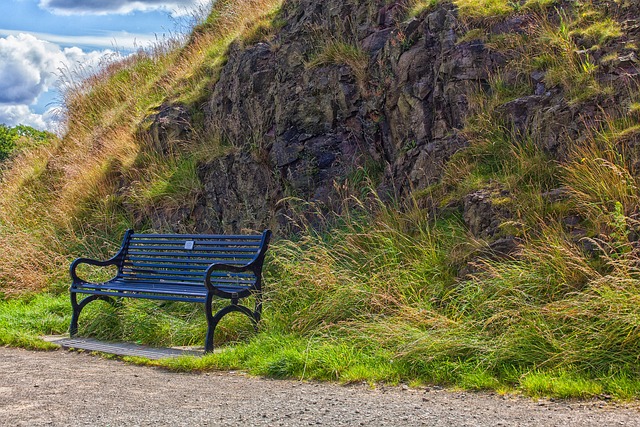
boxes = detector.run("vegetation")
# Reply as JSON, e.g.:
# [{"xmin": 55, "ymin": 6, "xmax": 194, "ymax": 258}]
[
  {"xmin": 1, "ymin": 0, "xmax": 640, "ymax": 401},
  {"xmin": 0, "ymin": 124, "xmax": 56, "ymax": 161},
  {"xmin": 306, "ymin": 39, "xmax": 369, "ymax": 86}
]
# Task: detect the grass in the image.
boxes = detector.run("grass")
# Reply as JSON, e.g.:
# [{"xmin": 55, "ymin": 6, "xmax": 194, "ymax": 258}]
[
  {"xmin": 0, "ymin": 294, "xmax": 68, "ymax": 350},
  {"xmin": 306, "ymin": 37, "xmax": 369, "ymax": 88},
  {"xmin": 409, "ymin": 0, "xmax": 515, "ymax": 22},
  {"xmin": 407, "ymin": 0, "xmax": 440, "ymax": 18},
  {"xmin": 454, "ymin": 0, "xmax": 514, "ymax": 23},
  {"xmin": 3, "ymin": 208, "xmax": 640, "ymax": 399},
  {"xmin": 520, "ymin": 369, "xmax": 605, "ymax": 399},
  {"xmin": 4, "ymin": 171, "xmax": 640, "ymax": 401}
]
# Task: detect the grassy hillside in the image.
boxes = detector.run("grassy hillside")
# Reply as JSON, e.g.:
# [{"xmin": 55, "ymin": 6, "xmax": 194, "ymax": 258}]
[{"xmin": 1, "ymin": 0, "xmax": 640, "ymax": 399}]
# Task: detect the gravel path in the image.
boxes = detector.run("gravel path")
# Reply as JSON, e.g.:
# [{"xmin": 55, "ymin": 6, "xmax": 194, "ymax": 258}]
[{"xmin": 1, "ymin": 347, "xmax": 639, "ymax": 426}]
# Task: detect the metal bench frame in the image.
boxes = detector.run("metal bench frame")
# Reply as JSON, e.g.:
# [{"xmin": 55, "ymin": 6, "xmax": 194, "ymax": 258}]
[{"xmin": 69, "ymin": 229, "xmax": 271, "ymax": 353}]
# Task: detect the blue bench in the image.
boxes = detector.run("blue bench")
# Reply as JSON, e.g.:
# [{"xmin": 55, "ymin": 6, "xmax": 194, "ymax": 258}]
[{"xmin": 69, "ymin": 229, "xmax": 271, "ymax": 352}]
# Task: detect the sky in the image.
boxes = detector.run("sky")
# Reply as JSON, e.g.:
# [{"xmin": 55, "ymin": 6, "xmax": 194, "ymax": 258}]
[{"xmin": 0, "ymin": 0, "xmax": 209, "ymax": 132}]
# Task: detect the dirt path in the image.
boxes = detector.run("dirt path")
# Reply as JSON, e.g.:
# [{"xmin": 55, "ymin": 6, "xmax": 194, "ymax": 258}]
[{"xmin": 1, "ymin": 347, "xmax": 639, "ymax": 426}]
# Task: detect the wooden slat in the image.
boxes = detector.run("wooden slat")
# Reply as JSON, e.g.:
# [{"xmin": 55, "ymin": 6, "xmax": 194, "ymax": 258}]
[
  {"xmin": 121, "ymin": 268, "xmax": 204, "ymax": 277},
  {"xmin": 120, "ymin": 270, "xmax": 254, "ymax": 280},
  {"xmin": 124, "ymin": 259, "xmax": 249, "ymax": 267},
  {"xmin": 73, "ymin": 288, "xmax": 206, "ymax": 304},
  {"xmin": 122, "ymin": 264, "xmax": 255, "ymax": 280},
  {"xmin": 79, "ymin": 281, "xmax": 206, "ymax": 295},
  {"xmin": 194, "ymin": 240, "xmax": 261, "ymax": 246},
  {"xmin": 122, "ymin": 263, "xmax": 207, "ymax": 272},
  {"xmin": 119, "ymin": 277, "xmax": 203, "ymax": 285},
  {"xmin": 126, "ymin": 256, "xmax": 215, "ymax": 264}
]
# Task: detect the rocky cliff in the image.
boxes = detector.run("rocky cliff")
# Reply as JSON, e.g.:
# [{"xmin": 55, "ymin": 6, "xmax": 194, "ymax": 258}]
[{"xmin": 145, "ymin": 0, "xmax": 640, "ymax": 239}]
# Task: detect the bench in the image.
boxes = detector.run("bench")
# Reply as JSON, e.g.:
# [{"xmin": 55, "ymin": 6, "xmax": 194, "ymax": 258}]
[{"xmin": 69, "ymin": 229, "xmax": 271, "ymax": 353}]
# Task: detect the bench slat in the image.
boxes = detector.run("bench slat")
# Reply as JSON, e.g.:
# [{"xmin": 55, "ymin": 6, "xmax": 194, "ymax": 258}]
[
  {"xmin": 120, "ymin": 272, "xmax": 205, "ymax": 283},
  {"xmin": 120, "ymin": 267, "xmax": 255, "ymax": 278},
  {"xmin": 128, "ymin": 245, "xmax": 258, "ymax": 256},
  {"xmin": 126, "ymin": 254, "xmax": 254, "ymax": 263},
  {"xmin": 73, "ymin": 288, "xmax": 207, "ymax": 303},
  {"xmin": 124, "ymin": 259, "xmax": 249, "ymax": 267},
  {"xmin": 128, "ymin": 239, "xmax": 262, "ymax": 247},
  {"xmin": 79, "ymin": 282, "xmax": 207, "ymax": 295},
  {"xmin": 124, "ymin": 260, "xmax": 250, "ymax": 269},
  {"xmin": 118, "ymin": 272, "xmax": 255, "ymax": 285},
  {"xmin": 133, "ymin": 233, "xmax": 262, "ymax": 240},
  {"xmin": 129, "ymin": 243, "xmax": 259, "ymax": 254},
  {"xmin": 77, "ymin": 281, "xmax": 254, "ymax": 296},
  {"xmin": 123, "ymin": 260, "xmax": 247, "ymax": 269},
  {"xmin": 120, "ymin": 270, "xmax": 254, "ymax": 278}
]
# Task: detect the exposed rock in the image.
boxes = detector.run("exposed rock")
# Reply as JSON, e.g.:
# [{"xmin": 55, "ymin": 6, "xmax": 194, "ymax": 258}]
[
  {"xmin": 463, "ymin": 188, "xmax": 513, "ymax": 238},
  {"xmin": 187, "ymin": 0, "xmax": 520, "ymax": 233},
  {"xmin": 198, "ymin": 151, "xmax": 280, "ymax": 233},
  {"xmin": 143, "ymin": 104, "xmax": 193, "ymax": 154},
  {"xmin": 489, "ymin": 237, "xmax": 519, "ymax": 257},
  {"xmin": 362, "ymin": 29, "xmax": 392, "ymax": 54},
  {"xmin": 541, "ymin": 187, "xmax": 571, "ymax": 203},
  {"xmin": 135, "ymin": 0, "xmax": 640, "ymax": 240}
]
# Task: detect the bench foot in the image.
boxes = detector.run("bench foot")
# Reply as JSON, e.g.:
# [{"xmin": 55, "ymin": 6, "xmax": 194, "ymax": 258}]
[
  {"xmin": 69, "ymin": 292, "xmax": 116, "ymax": 336},
  {"xmin": 205, "ymin": 295, "xmax": 259, "ymax": 353}
]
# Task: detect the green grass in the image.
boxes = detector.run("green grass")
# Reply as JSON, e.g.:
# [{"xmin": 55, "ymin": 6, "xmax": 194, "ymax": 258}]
[
  {"xmin": 454, "ymin": 0, "xmax": 514, "ymax": 22},
  {"xmin": 3, "ymin": 213, "xmax": 640, "ymax": 401},
  {"xmin": 408, "ymin": 0, "xmax": 441, "ymax": 18},
  {"xmin": 306, "ymin": 39, "xmax": 369, "ymax": 87},
  {"xmin": 131, "ymin": 154, "xmax": 203, "ymax": 215},
  {"xmin": 6, "ymin": 288, "xmax": 638, "ymax": 400},
  {"xmin": 409, "ymin": 0, "xmax": 515, "ymax": 22},
  {"xmin": 520, "ymin": 370, "xmax": 605, "ymax": 399},
  {"xmin": 0, "ymin": 294, "xmax": 69, "ymax": 350},
  {"xmin": 523, "ymin": 0, "xmax": 559, "ymax": 12}
]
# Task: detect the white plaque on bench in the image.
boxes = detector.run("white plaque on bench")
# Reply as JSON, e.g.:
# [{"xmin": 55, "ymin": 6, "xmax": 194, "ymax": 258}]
[{"xmin": 184, "ymin": 240, "xmax": 195, "ymax": 250}]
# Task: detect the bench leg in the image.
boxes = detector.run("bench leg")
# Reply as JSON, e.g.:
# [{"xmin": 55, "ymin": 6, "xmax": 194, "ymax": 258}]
[
  {"xmin": 205, "ymin": 294, "xmax": 259, "ymax": 353},
  {"xmin": 69, "ymin": 292, "xmax": 116, "ymax": 336},
  {"xmin": 253, "ymin": 293, "xmax": 263, "ymax": 332}
]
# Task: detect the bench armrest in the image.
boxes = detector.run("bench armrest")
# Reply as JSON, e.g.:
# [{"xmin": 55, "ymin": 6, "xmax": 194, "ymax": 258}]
[
  {"xmin": 70, "ymin": 229, "xmax": 133, "ymax": 285},
  {"xmin": 70, "ymin": 257, "xmax": 121, "ymax": 285},
  {"xmin": 204, "ymin": 260, "xmax": 258, "ymax": 292},
  {"xmin": 204, "ymin": 230, "xmax": 271, "ymax": 293}
]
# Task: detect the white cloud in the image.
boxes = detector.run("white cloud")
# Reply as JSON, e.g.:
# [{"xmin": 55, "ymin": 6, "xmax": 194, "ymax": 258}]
[
  {"xmin": 0, "ymin": 28, "xmax": 160, "ymax": 50},
  {"xmin": 0, "ymin": 105, "xmax": 59, "ymax": 130},
  {"xmin": 0, "ymin": 33, "xmax": 118, "ymax": 130},
  {"xmin": 39, "ymin": 0, "xmax": 211, "ymax": 16},
  {"xmin": 0, "ymin": 34, "xmax": 63, "ymax": 105}
]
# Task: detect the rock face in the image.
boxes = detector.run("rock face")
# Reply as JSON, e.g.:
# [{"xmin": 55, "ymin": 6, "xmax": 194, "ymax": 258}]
[
  {"xmin": 141, "ymin": 0, "xmax": 640, "ymax": 236},
  {"xmin": 188, "ymin": 0, "xmax": 504, "ymax": 232},
  {"xmin": 198, "ymin": 151, "xmax": 278, "ymax": 233}
]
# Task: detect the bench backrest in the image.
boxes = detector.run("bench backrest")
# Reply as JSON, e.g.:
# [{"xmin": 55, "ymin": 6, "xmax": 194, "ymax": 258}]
[{"xmin": 115, "ymin": 230, "xmax": 271, "ymax": 289}]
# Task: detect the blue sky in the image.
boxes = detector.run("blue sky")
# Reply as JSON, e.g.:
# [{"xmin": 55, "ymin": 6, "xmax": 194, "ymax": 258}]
[{"xmin": 0, "ymin": 0, "xmax": 208, "ymax": 131}]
